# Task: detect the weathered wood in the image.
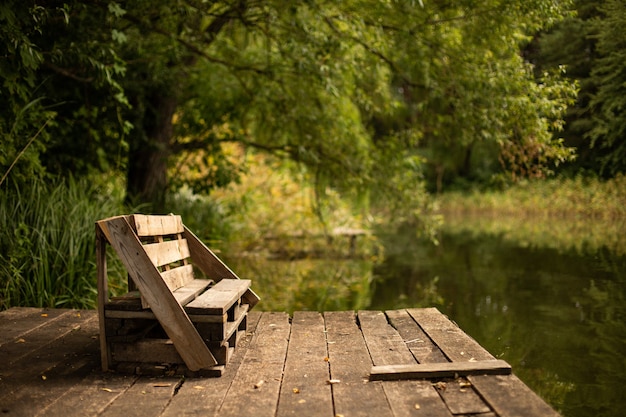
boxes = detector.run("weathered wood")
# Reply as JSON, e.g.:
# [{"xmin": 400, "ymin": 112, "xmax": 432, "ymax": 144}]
[
  {"xmin": 370, "ymin": 359, "xmax": 512, "ymax": 381},
  {"xmin": 0, "ymin": 308, "xmax": 71, "ymax": 347},
  {"xmin": 0, "ymin": 311, "xmax": 100, "ymax": 416},
  {"xmin": 97, "ymin": 216, "xmax": 217, "ymax": 369},
  {"xmin": 185, "ymin": 279, "xmax": 251, "ymax": 315},
  {"xmin": 172, "ymin": 277, "xmax": 212, "ymax": 305},
  {"xmin": 325, "ymin": 311, "xmax": 393, "ymax": 417},
  {"xmin": 159, "ymin": 311, "xmax": 262, "ymax": 417},
  {"xmin": 359, "ymin": 310, "xmax": 416, "ymax": 366},
  {"xmin": 96, "ymin": 226, "xmax": 111, "ymax": 371},
  {"xmin": 469, "ymin": 374, "xmax": 562, "ymax": 417},
  {"xmin": 0, "ymin": 310, "xmax": 91, "ymax": 367},
  {"xmin": 380, "ymin": 380, "xmax": 454, "ymax": 417},
  {"xmin": 100, "ymin": 377, "xmax": 182, "ymax": 417},
  {"xmin": 183, "ymin": 225, "xmax": 260, "ymax": 308},
  {"xmin": 407, "ymin": 308, "xmax": 495, "ymax": 362},
  {"xmin": 217, "ymin": 312, "xmax": 291, "ymax": 417},
  {"xmin": 385, "ymin": 309, "xmax": 448, "ymax": 364},
  {"xmin": 142, "ymin": 238, "xmax": 191, "ymax": 270},
  {"xmin": 159, "ymin": 264, "xmax": 196, "ymax": 293},
  {"xmin": 0, "ymin": 308, "xmax": 562, "ymax": 417},
  {"xmin": 35, "ymin": 373, "xmax": 138, "ymax": 417},
  {"xmin": 131, "ymin": 214, "xmax": 184, "ymax": 237},
  {"xmin": 277, "ymin": 311, "xmax": 333, "ymax": 417},
  {"xmin": 435, "ymin": 378, "xmax": 493, "ymax": 415}
]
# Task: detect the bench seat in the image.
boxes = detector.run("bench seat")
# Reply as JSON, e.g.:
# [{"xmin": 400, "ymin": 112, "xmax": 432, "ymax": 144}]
[{"xmin": 96, "ymin": 214, "xmax": 259, "ymax": 376}]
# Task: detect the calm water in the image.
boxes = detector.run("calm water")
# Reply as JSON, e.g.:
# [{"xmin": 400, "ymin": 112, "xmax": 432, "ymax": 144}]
[{"xmin": 370, "ymin": 227, "xmax": 626, "ymax": 417}]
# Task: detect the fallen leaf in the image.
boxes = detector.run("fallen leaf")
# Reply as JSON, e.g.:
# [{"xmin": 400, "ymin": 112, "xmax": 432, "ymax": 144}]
[
  {"xmin": 324, "ymin": 357, "xmax": 330, "ymax": 362},
  {"xmin": 459, "ymin": 381, "xmax": 472, "ymax": 388},
  {"xmin": 41, "ymin": 375, "xmax": 47, "ymax": 381},
  {"xmin": 326, "ymin": 379, "xmax": 341, "ymax": 385},
  {"xmin": 193, "ymin": 386, "xmax": 204, "ymax": 390},
  {"xmin": 298, "ymin": 399, "xmax": 306, "ymax": 404},
  {"xmin": 292, "ymin": 388, "xmax": 300, "ymax": 394},
  {"xmin": 41, "ymin": 314, "xmax": 48, "ymax": 317},
  {"xmin": 414, "ymin": 403, "xmax": 421, "ymax": 409},
  {"xmin": 102, "ymin": 388, "xmax": 113, "ymax": 392},
  {"xmin": 16, "ymin": 338, "xmax": 25, "ymax": 343},
  {"xmin": 254, "ymin": 380, "xmax": 265, "ymax": 389}
]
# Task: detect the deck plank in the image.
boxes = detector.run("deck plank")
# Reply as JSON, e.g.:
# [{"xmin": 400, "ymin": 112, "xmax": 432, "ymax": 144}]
[
  {"xmin": 325, "ymin": 311, "xmax": 393, "ymax": 417},
  {"xmin": 407, "ymin": 308, "xmax": 495, "ymax": 362},
  {"xmin": 35, "ymin": 372, "xmax": 138, "ymax": 417},
  {"xmin": 359, "ymin": 310, "xmax": 416, "ymax": 366},
  {"xmin": 277, "ymin": 311, "xmax": 333, "ymax": 417},
  {"xmin": 0, "ymin": 308, "xmax": 74, "ymax": 347},
  {"xmin": 0, "ymin": 311, "xmax": 100, "ymax": 416},
  {"xmin": 159, "ymin": 311, "xmax": 263, "ymax": 417},
  {"xmin": 385, "ymin": 309, "xmax": 448, "ymax": 364},
  {"xmin": 0, "ymin": 307, "xmax": 561, "ymax": 417},
  {"xmin": 0, "ymin": 310, "xmax": 92, "ymax": 366},
  {"xmin": 403, "ymin": 308, "xmax": 501, "ymax": 416},
  {"xmin": 216, "ymin": 312, "xmax": 290, "ymax": 417},
  {"xmin": 469, "ymin": 374, "xmax": 561, "ymax": 417}
]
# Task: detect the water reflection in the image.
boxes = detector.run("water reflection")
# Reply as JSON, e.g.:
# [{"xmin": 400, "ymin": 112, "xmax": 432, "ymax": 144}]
[{"xmin": 371, "ymin": 221, "xmax": 626, "ymax": 417}]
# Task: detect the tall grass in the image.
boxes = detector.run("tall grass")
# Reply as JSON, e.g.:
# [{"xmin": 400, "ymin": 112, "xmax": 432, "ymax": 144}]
[
  {"xmin": 436, "ymin": 175, "xmax": 626, "ymax": 255},
  {"xmin": 0, "ymin": 176, "xmax": 129, "ymax": 310},
  {"xmin": 437, "ymin": 174, "xmax": 626, "ymax": 220}
]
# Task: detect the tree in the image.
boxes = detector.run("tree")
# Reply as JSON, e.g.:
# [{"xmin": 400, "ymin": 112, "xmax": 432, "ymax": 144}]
[
  {"xmin": 587, "ymin": 0, "xmax": 626, "ymax": 175},
  {"xmin": 2, "ymin": 0, "xmax": 577, "ymax": 213}
]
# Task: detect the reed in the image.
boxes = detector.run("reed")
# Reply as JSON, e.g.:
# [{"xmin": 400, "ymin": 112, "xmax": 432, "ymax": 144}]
[
  {"xmin": 0, "ymin": 176, "xmax": 129, "ymax": 310},
  {"xmin": 437, "ymin": 175, "xmax": 626, "ymax": 220}
]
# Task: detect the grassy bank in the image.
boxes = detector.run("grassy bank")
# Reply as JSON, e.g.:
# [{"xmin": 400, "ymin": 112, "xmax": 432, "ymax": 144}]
[
  {"xmin": 437, "ymin": 175, "xmax": 626, "ymax": 220},
  {"xmin": 436, "ymin": 175, "xmax": 626, "ymax": 256}
]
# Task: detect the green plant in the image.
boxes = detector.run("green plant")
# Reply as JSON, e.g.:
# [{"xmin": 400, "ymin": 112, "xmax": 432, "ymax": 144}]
[{"xmin": 0, "ymin": 175, "xmax": 130, "ymax": 310}]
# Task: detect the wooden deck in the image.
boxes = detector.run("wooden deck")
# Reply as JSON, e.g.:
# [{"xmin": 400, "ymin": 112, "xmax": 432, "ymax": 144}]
[{"xmin": 0, "ymin": 307, "xmax": 560, "ymax": 417}]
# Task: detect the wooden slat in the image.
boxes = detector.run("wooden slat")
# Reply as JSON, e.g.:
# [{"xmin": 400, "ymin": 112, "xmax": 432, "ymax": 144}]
[
  {"xmin": 160, "ymin": 264, "xmax": 196, "ymax": 292},
  {"xmin": 435, "ymin": 379, "xmax": 493, "ymax": 415},
  {"xmin": 171, "ymin": 277, "xmax": 212, "ymax": 306},
  {"xmin": 469, "ymin": 374, "xmax": 561, "ymax": 417},
  {"xmin": 217, "ymin": 312, "xmax": 291, "ymax": 417},
  {"xmin": 142, "ymin": 239, "xmax": 191, "ymax": 269},
  {"xmin": 183, "ymin": 226, "xmax": 260, "ymax": 308},
  {"xmin": 185, "ymin": 279, "xmax": 251, "ymax": 315},
  {"xmin": 407, "ymin": 308, "xmax": 495, "ymax": 362},
  {"xmin": 385, "ymin": 309, "xmax": 448, "ymax": 364},
  {"xmin": 97, "ymin": 217, "xmax": 217, "ymax": 370},
  {"xmin": 131, "ymin": 214, "xmax": 184, "ymax": 237},
  {"xmin": 159, "ymin": 311, "xmax": 263, "ymax": 417},
  {"xmin": 370, "ymin": 360, "xmax": 512, "ymax": 381},
  {"xmin": 379, "ymin": 380, "xmax": 454, "ymax": 417},
  {"xmin": 99, "ymin": 377, "xmax": 181, "ymax": 417},
  {"xmin": 96, "ymin": 226, "xmax": 111, "ymax": 371},
  {"xmin": 277, "ymin": 311, "xmax": 333, "ymax": 417},
  {"xmin": 0, "ymin": 310, "xmax": 89, "ymax": 367},
  {"xmin": 358, "ymin": 310, "xmax": 416, "ymax": 366},
  {"xmin": 325, "ymin": 311, "xmax": 394, "ymax": 417},
  {"xmin": 36, "ymin": 372, "xmax": 138, "ymax": 417},
  {"xmin": 0, "ymin": 308, "xmax": 70, "ymax": 348},
  {"xmin": 0, "ymin": 312, "xmax": 100, "ymax": 414}
]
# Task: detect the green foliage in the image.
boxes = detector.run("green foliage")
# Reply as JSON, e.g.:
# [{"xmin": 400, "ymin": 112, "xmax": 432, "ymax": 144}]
[
  {"xmin": 0, "ymin": 176, "xmax": 130, "ymax": 310},
  {"xmin": 587, "ymin": 0, "xmax": 626, "ymax": 175}
]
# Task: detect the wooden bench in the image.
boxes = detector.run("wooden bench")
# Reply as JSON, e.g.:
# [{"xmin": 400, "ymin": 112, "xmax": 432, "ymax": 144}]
[{"xmin": 95, "ymin": 214, "xmax": 259, "ymax": 376}]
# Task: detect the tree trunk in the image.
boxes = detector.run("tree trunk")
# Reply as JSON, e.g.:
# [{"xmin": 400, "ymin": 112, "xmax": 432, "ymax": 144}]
[{"xmin": 126, "ymin": 92, "xmax": 177, "ymax": 213}]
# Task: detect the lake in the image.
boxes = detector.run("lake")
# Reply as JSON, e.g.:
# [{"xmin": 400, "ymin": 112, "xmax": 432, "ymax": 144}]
[
  {"xmin": 371, "ymin": 215, "xmax": 626, "ymax": 417},
  {"xmin": 226, "ymin": 214, "xmax": 626, "ymax": 417}
]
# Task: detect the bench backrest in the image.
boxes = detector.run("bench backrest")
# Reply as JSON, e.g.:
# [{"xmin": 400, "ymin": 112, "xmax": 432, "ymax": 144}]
[{"xmin": 129, "ymin": 214, "xmax": 195, "ymax": 292}]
